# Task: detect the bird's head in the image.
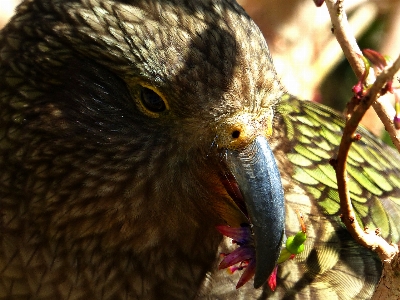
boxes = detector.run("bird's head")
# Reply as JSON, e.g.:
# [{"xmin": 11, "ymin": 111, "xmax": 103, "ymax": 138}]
[{"xmin": 2, "ymin": 0, "xmax": 285, "ymax": 290}]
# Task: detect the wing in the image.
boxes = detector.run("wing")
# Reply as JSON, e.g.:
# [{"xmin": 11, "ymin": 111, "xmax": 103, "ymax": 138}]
[{"xmin": 266, "ymin": 95, "xmax": 400, "ymax": 299}]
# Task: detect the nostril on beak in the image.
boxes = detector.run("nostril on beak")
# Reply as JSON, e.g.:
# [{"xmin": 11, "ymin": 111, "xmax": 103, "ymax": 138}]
[{"xmin": 232, "ymin": 130, "xmax": 240, "ymax": 139}]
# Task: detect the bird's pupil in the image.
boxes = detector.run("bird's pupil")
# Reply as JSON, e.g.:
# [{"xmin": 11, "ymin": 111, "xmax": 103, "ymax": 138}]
[
  {"xmin": 232, "ymin": 130, "xmax": 240, "ymax": 139},
  {"xmin": 140, "ymin": 87, "xmax": 166, "ymax": 112}
]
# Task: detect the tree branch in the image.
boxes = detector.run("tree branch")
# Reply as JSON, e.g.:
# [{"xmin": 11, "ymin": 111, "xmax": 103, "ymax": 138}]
[
  {"xmin": 324, "ymin": 1, "xmax": 400, "ymax": 298},
  {"xmin": 325, "ymin": 0, "xmax": 400, "ymax": 152},
  {"xmin": 334, "ymin": 54, "xmax": 400, "ymax": 262}
]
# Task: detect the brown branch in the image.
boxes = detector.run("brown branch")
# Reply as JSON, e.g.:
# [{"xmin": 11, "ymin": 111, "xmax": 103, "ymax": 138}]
[
  {"xmin": 371, "ymin": 248, "xmax": 400, "ymax": 300},
  {"xmin": 335, "ymin": 54, "xmax": 400, "ymax": 262},
  {"xmin": 314, "ymin": 1, "xmax": 378, "ymax": 82},
  {"xmin": 372, "ymin": 95, "xmax": 400, "ymax": 151},
  {"xmin": 321, "ymin": 6, "xmax": 400, "ymax": 298},
  {"xmin": 323, "ymin": 1, "xmax": 400, "ymax": 298},
  {"xmin": 325, "ymin": 0, "xmax": 400, "ymax": 152}
]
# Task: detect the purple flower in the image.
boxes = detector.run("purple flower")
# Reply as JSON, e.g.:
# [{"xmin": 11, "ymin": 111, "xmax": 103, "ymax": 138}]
[
  {"xmin": 217, "ymin": 211, "xmax": 308, "ymax": 290},
  {"xmin": 216, "ymin": 224, "xmax": 257, "ymax": 288}
]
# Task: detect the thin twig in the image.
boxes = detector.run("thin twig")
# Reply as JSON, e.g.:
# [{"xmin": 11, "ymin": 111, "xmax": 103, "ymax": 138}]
[
  {"xmin": 325, "ymin": 0, "xmax": 365, "ymax": 79},
  {"xmin": 313, "ymin": 1, "xmax": 378, "ymax": 82}
]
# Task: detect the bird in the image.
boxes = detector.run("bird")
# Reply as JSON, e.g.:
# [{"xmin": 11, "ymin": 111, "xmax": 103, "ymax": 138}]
[{"xmin": 0, "ymin": 0, "xmax": 399, "ymax": 299}]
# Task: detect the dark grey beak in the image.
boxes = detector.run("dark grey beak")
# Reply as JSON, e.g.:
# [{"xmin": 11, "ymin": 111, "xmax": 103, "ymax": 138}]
[{"xmin": 226, "ymin": 136, "xmax": 285, "ymax": 288}]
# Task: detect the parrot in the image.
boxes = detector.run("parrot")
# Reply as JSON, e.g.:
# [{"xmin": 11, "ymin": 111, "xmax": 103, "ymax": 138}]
[{"xmin": 0, "ymin": 0, "xmax": 399, "ymax": 299}]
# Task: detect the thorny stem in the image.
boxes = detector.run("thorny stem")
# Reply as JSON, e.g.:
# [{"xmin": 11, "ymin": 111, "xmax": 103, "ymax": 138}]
[
  {"xmin": 334, "ymin": 54, "xmax": 400, "ymax": 262},
  {"xmin": 314, "ymin": 2, "xmax": 378, "ymax": 82},
  {"xmin": 325, "ymin": 0, "xmax": 400, "ymax": 266},
  {"xmin": 324, "ymin": 1, "xmax": 400, "ymax": 298},
  {"xmin": 325, "ymin": 0, "xmax": 365, "ymax": 79},
  {"xmin": 325, "ymin": 0, "xmax": 400, "ymax": 152}
]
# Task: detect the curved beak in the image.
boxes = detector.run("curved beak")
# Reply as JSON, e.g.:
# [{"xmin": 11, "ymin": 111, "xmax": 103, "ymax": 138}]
[{"xmin": 225, "ymin": 136, "xmax": 285, "ymax": 288}]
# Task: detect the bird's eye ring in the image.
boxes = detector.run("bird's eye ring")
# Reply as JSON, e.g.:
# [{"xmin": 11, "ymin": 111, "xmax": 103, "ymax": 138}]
[{"xmin": 140, "ymin": 86, "xmax": 166, "ymax": 113}]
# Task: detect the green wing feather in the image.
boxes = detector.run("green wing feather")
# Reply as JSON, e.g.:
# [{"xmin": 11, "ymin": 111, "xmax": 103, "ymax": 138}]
[{"xmin": 267, "ymin": 96, "xmax": 400, "ymax": 299}]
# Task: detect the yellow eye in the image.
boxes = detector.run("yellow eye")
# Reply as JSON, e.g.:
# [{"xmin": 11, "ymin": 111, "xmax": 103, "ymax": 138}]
[{"xmin": 140, "ymin": 86, "xmax": 167, "ymax": 113}]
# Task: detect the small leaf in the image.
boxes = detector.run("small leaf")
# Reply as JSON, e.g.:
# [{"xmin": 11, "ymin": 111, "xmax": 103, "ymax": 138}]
[{"xmin": 362, "ymin": 49, "xmax": 388, "ymax": 71}]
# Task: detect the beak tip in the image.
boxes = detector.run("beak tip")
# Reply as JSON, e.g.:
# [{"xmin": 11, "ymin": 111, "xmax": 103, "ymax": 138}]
[
  {"xmin": 253, "ymin": 227, "xmax": 284, "ymax": 289},
  {"xmin": 253, "ymin": 280, "xmax": 263, "ymax": 289}
]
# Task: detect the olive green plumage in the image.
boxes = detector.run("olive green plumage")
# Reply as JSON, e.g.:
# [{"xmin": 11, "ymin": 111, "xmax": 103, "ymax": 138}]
[
  {"xmin": 1, "ymin": 0, "xmax": 400, "ymax": 299},
  {"xmin": 268, "ymin": 96, "xmax": 400, "ymax": 299}
]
